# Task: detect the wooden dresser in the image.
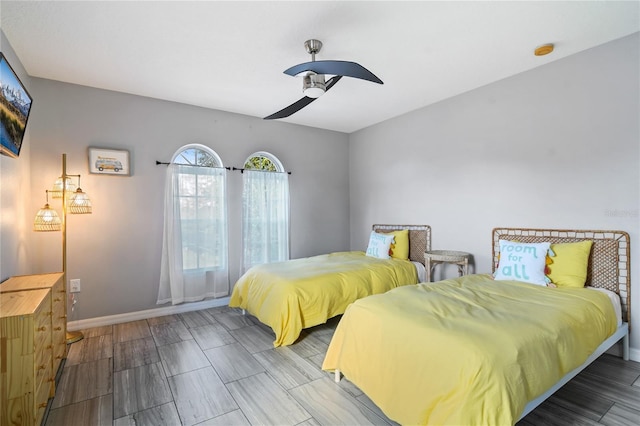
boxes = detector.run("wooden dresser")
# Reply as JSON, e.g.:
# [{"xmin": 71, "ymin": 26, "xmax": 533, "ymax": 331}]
[{"xmin": 0, "ymin": 272, "xmax": 66, "ymax": 426}]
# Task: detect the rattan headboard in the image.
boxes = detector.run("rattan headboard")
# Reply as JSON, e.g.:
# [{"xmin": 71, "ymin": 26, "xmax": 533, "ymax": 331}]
[
  {"xmin": 492, "ymin": 228, "xmax": 631, "ymax": 325},
  {"xmin": 373, "ymin": 224, "xmax": 431, "ymax": 265}
]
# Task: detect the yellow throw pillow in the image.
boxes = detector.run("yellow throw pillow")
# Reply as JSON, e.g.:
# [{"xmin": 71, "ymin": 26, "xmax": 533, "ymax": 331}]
[
  {"xmin": 547, "ymin": 241, "xmax": 593, "ymax": 288},
  {"xmin": 384, "ymin": 229, "xmax": 410, "ymax": 260}
]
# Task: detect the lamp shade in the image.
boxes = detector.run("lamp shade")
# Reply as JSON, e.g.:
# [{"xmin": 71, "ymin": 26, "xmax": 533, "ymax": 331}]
[
  {"xmin": 33, "ymin": 204, "xmax": 62, "ymax": 231},
  {"xmin": 68, "ymin": 188, "xmax": 92, "ymax": 214},
  {"xmin": 50, "ymin": 176, "xmax": 77, "ymax": 199}
]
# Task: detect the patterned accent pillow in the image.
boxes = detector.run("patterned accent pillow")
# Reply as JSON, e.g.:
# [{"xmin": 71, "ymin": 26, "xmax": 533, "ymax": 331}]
[{"xmin": 384, "ymin": 229, "xmax": 409, "ymax": 260}]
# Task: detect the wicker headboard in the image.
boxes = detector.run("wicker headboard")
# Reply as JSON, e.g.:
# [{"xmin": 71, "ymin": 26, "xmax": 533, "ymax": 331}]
[
  {"xmin": 372, "ymin": 224, "xmax": 431, "ymax": 265},
  {"xmin": 492, "ymin": 228, "xmax": 631, "ymax": 325}
]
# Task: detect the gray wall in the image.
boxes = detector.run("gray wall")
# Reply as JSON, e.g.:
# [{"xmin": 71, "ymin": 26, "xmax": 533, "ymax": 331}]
[
  {"xmin": 349, "ymin": 33, "xmax": 640, "ymax": 354},
  {"xmin": 4, "ymin": 27, "xmax": 639, "ymax": 356},
  {"xmin": 28, "ymin": 80, "xmax": 350, "ymax": 319},
  {"xmin": 0, "ymin": 30, "xmax": 33, "ymax": 281}
]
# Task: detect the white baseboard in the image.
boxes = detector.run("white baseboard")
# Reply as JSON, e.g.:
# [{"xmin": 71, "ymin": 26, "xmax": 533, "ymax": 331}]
[
  {"xmin": 67, "ymin": 297, "xmax": 230, "ymax": 331},
  {"xmin": 631, "ymin": 347, "xmax": 640, "ymax": 362},
  {"xmin": 606, "ymin": 337, "xmax": 640, "ymax": 362}
]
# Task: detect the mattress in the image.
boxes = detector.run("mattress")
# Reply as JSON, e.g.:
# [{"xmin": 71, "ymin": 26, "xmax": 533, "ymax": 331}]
[{"xmin": 588, "ymin": 286, "xmax": 622, "ymax": 327}]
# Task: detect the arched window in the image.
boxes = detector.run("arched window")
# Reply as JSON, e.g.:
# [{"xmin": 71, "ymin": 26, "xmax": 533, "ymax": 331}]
[
  {"xmin": 173, "ymin": 145, "xmax": 221, "ymax": 167},
  {"xmin": 158, "ymin": 144, "xmax": 229, "ymax": 305},
  {"xmin": 243, "ymin": 152, "xmax": 280, "ymax": 171},
  {"xmin": 241, "ymin": 152, "xmax": 290, "ymax": 273}
]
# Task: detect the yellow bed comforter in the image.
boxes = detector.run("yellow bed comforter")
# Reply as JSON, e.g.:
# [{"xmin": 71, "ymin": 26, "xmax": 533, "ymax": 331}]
[
  {"xmin": 229, "ymin": 251, "xmax": 418, "ymax": 347},
  {"xmin": 322, "ymin": 274, "xmax": 617, "ymax": 425}
]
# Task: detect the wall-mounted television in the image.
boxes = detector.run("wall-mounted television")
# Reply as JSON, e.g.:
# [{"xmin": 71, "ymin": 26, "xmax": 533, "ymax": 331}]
[{"xmin": 0, "ymin": 52, "xmax": 33, "ymax": 158}]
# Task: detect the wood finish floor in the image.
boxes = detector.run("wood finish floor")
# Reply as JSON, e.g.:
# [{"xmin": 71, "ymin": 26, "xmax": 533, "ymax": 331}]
[{"xmin": 45, "ymin": 306, "xmax": 640, "ymax": 425}]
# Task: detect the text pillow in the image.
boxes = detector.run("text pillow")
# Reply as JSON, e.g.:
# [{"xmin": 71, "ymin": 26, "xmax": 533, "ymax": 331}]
[
  {"xmin": 547, "ymin": 241, "xmax": 593, "ymax": 288},
  {"xmin": 494, "ymin": 240, "xmax": 551, "ymax": 286},
  {"xmin": 365, "ymin": 231, "xmax": 395, "ymax": 260}
]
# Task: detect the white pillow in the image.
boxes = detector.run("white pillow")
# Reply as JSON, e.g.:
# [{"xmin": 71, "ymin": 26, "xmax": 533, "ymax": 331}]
[
  {"xmin": 365, "ymin": 231, "xmax": 395, "ymax": 259},
  {"xmin": 494, "ymin": 240, "xmax": 551, "ymax": 286}
]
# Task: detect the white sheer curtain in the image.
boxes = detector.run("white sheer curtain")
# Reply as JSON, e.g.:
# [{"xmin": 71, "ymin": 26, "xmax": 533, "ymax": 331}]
[
  {"xmin": 158, "ymin": 164, "xmax": 229, "ymax": 305},
  {"xmin": 241, "ymin": 170, "xmax": 290, "ymax": 274}
]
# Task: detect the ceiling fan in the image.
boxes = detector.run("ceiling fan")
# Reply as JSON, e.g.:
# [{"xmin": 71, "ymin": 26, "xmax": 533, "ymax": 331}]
[{"xmin": 264, "ymin": 39, "xmax": 384, "ymax": 120}]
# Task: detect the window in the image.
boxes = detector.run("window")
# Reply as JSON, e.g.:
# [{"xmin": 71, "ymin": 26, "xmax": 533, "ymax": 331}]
[
  {"xmin": 157, "ymin": 144, "xmax": 229, "ymax": 305},
  {"xmin": 172, "ymin": 146, "xmax": 226, "ymax": 272},
  {"xmin": 241, "ymin": 152, "xmax": 290, "ymax": 272}
]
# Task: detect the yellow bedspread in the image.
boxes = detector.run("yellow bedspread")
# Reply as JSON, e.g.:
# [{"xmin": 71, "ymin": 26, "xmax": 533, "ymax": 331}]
[
  {"xmin": 322, "ymin": 274, "xmax": 617, "ymax": 425},
  {"xmin": 229, "ymin": 251, "xmax": 418, "ymax": 347}
]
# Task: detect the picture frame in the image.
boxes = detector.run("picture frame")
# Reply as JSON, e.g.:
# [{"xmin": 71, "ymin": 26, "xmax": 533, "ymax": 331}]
[
  {"xmin": 0, "ymin": 53, "xmax": 33, "ymax": 158},
  {"xmin": 88, "ymin": 147, "xmax": 131, "ymax": 176}
]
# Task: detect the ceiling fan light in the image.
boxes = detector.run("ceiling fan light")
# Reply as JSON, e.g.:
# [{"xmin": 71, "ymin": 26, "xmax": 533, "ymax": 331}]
[{"xmin": 302, "ymin": 74, "xmax": 326, "ymax": 98}]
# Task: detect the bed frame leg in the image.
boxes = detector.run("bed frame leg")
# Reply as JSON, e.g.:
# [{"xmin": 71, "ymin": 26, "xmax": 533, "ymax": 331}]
[
  {"xmin": 334, "ymin": 369, "xmax": 341, "ymax": 383},
  {"xmin": 623, "ymin": 333, "xmax": 630, "ymax": 361}
]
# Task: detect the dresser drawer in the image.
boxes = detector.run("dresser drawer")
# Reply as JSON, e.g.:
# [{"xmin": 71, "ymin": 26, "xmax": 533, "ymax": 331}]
[
  {"xmin": 34, "ymin": 318, "xmax": 52, "ymax": 354},
  {"xmin": 35, "ymin": 292, "xmax": 51, "ymax": 320},
  {"xmin": 52, "ymin": 326, "xmax": 67, "ymax": 371},
  {"xmin": 37, "ymin": 349, "xmax": 55, "ymax": 399},
  {"xmin": 51, "ymin": 287, "xmax": 65, "ymax": 317},
  {"xmin": 35, "ymin": 349, "xmax": 53, "ymax": 388},
  {"xmin": 35, "ymin": 378, "xmax": 51, "ymax": 425}
]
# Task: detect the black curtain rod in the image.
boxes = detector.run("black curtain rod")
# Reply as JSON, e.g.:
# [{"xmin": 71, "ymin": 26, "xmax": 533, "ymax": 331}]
[
  {"xmin": 155, "ymin": 161, "xmax": 230, "ymax": 170},
  {"xmin": 232, "ymin": 167, "xmax": 291, "ymax": 175},
  {"xmin": 155, "ymin": 161, "xmax": 291, "ymax": 175}
]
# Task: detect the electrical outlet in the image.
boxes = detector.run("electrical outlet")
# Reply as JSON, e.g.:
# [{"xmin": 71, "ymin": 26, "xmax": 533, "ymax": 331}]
[{"xmin": 70, "ymin": 279, "xmax": 81, "ymax": 293}]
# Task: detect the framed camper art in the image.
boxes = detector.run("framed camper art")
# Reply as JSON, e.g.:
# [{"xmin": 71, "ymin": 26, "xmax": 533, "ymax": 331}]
[
  {"xmin": 0, "ymin": 53, "xmax": 33, "ymax": 158},
  {"xmin": 88, "ymin": 147, "xmax": 130, "ymax": 176}
]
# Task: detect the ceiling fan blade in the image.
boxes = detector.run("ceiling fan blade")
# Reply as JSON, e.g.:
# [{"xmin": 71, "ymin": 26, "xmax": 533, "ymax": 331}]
[
  {"xmin": 264, "ymin": 96, "xmax": 316, "ymax": 120},
  {"xmin": 284, "ymin": 60, "xmax": 383, "ymax": 84},
  {"xmin": 264, "ymin": 76, "xmax": 342, "ymax": 120}
]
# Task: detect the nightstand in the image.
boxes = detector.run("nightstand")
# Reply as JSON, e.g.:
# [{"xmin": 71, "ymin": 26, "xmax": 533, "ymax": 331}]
[{"xmin": 425, "ymin": 250, "xmax": 470, "ymax": 282}]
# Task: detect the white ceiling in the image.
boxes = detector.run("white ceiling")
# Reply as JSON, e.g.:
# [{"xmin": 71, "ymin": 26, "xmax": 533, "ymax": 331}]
[{"xmin": 2, "ymin": 1, "xmax": 639, "ymax": 133}]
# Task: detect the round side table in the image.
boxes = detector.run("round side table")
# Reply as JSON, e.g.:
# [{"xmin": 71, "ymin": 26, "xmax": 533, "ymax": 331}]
[{"xmin": 424, "ymin": 250, "xmax": 471, "ymax": 282}]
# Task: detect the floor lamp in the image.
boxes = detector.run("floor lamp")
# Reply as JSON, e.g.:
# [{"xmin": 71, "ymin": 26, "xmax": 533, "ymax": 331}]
[{"xmin": 33, "ymin": 153, "xmax": 92, "ymax": 344}]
